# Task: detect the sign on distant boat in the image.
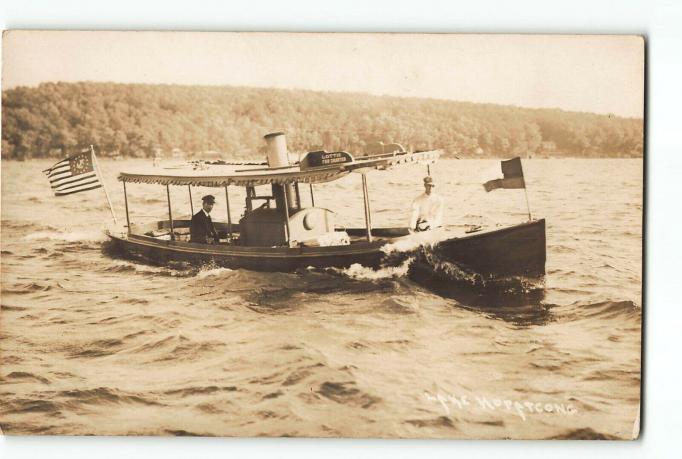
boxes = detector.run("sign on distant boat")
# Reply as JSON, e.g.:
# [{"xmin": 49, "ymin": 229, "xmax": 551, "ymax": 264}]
[{"xmin": 300, "ymin": 150, "xmax": 354, "ymax": 169}]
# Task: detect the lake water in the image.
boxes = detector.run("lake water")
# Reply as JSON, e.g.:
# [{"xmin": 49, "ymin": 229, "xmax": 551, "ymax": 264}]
[{"xmin": 0, "ymin": 158, "xmax": 642, "ymax": 438}]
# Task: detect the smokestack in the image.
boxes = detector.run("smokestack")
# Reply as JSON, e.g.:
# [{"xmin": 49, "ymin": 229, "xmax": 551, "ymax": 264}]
[
  {"xmin": 264, "ymin": 132, "xmax": 289, "ymax": 168},
  {"xmin": 263, "ymin": 132, "xmax": 296, "ymax": 209}
]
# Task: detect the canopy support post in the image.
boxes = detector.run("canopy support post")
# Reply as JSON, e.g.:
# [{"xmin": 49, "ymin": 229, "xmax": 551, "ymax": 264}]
[
  {"xmin": 188, "ymin": 185, "xmax": 194, "ymax": 215},
  {"xmin": 123, "ymin": 180, "xmax": 131, "ymax": 234},
  {"xmin": 309, "ymin": 183, "xmax": 315, "ymax": 207},
  {"xmin": 224, "ymin": 185, "xmax": 232, "ymax": 238},
  {"xmin": 246, "ymin": 187, "xmax": 255, "ymax": 212},
  {"xmin": 282, "ymin": 185, "xmax": 292, "ymax": 247},
  {"xmin": 361, "ymin": 173, "xmax": 373, "ymax": 242},
  {"xmin": 294, "ymin": 182, "xmax": 301, "ymax": 209},
  {"xmin": 166, "ymin": 184, "xmax": 175, "ymax": 241}
]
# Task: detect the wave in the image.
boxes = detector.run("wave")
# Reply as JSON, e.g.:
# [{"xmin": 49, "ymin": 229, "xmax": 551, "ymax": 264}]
[
  {"xmin": 98, "ymin": 332, "xmax": 226, "ymax": 362},
  {"xmin": 548, "ymin": 243, "xmax": 577, "ymax": 253},
  {"xmin": 405, "ymin": 416, "xmax": 457, "ymax": 429},
  {"xmin": 104, "ymin": 261, "xmax": 155, "ymax": 273},
  {"xmin": 376, "ymin": 296, "xmax": 421, "ymax": 314},
  {"xmin": 195, "ymin": 266, "xmax": 233, "ymax": 279},
  {"xmin": 125, "ymin": 335, "xmax": 182, "ymax": 354},
  {"xmin": 5, "ymin": 387, "xmax": 165, "ymax": 419},
  {"xmin": 380, "ymin": 229, "xmax": 449, "ymax": 255},
  {"xmin": 162, "ymin": 385, "xmax": 237, "ymax": 397},
  {"xmin": 245, "ymin": 288, "xmax": 304, "ymax": 314},
  {"xmin": 1, "ymin": 304, "xmax": 29, "ymax": 311},
  {"xmin": 1, "ymin": 220, "xmax": 57, "ymax": 231},
  {"xmin": 163, "ymin": 429, "xmax": 212, "ymax": 436},
  {"xmin": 191, "ymin": 268, "xmax": 300, "ymax": 293},
  {"xmin": 2, "ymin": 282, "xmax": 53, "ymax": 294},
  {"xmin": 3, "ymin": 398, "xmax": 62, "ymax": 414},
  {"xmin": 67, "ymin": 338, "xmax": 126, "ymax": 358},
  {"xmin": 3, "ymin": 371, "xmax": 51, "ymax": 385},
  {"xmin": 103, "ymin": 259, "xmax": 194, "ymax": 277},
  {"xmin": 335, "ymin": 259, "xmax": 412, "ymax": 280},
  {"xmin": 569, "ymin": 300, "xmax": 641, "ymax": 321},
  {"xmin": 317, "ymin": 381, "xmax": 381, "ymax": 409},
  {"xmin": 103, "ymin": 257, "xmax": 251, "ymax": 281},
  {"xmin": 22, "ymin": 229, "xmax": 107, "ymax": 243},
  {"xmin": 408, "ymin": 245, "xmax": 546, "ymax": 294},
  {"xmin": 154, "ymin": 340, "xmax": 228, "ymax": 362},
  {"xmin": 548, "ymin": 427, "xmax": 620, "ymax": 440},
  {"xmin": 238, "ymin": 270, "xmax": 408, "ymax": 315},
  {"xmin": 57, "ymin": 387, "xmax": 164, "ymax": 406}
]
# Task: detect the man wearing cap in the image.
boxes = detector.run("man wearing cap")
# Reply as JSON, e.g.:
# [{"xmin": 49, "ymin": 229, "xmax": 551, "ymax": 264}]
[
  {"xmin": 190, "ymin": 195, "xmax": 219, "ymax": 244},
  {"xmin": 409, "ymin": 176, "xmax": 444, "ymax": 232}
]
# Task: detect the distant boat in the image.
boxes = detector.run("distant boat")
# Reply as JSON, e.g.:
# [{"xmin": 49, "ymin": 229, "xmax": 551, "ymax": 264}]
[{"xmin": 106, "ymin": 133, "xmax": 546, "ymax": 288}]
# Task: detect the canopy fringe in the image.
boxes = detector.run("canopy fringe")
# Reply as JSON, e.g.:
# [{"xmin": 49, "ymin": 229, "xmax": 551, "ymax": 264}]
[{"xmin": 118, "ymin": 150, "xmax": 440, "ymax": 187}]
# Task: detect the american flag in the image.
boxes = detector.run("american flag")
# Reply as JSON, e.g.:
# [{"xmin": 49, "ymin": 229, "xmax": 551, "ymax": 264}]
[{"xmin": 43, "ymin": 150, "xmax": 103, "ymax": 196}]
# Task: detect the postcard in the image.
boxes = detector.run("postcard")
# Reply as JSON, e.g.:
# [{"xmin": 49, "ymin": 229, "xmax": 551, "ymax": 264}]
[{"xmin": 1, "ymin": 31, "xmax": 643, "ymax": 439}]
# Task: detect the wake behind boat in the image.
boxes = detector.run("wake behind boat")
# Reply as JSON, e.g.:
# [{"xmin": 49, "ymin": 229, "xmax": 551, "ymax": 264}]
[{"xmin": 105, "ymin": 132, "xmax": 546, "ymax": 287}]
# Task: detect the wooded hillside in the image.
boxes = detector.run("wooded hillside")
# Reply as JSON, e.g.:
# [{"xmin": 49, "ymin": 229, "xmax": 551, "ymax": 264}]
[{"xmin": 2, "ymin": 82, "xmax": 643, "ymax": 159}]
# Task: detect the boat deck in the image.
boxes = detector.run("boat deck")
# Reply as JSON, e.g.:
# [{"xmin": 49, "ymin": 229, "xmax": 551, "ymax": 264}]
[{"xmin": 129, "ymin": 219, "xmax": 410, "ymax": 247}]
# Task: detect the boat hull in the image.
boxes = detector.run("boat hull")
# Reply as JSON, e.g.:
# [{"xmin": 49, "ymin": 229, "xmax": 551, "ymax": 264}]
[
  {"xmin": 106, "ymin": 233, "xmax": 388, "ymax": 272},
  {"xmin": 106, "ymin": 219, "xmax": 546, "ymax": 277},
  {"xmin": 407, "ymin": 219, "xmax": 547, "ymax": 298},
  {"xmin": 431, "ymin": 218, "xmax": 546, "ymax": 277}
]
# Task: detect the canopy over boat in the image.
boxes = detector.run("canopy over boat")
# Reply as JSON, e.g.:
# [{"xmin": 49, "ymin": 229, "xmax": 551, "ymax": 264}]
[{"xmin": 118, "ymin": 149, "xmax": 440, "ymax": 187}]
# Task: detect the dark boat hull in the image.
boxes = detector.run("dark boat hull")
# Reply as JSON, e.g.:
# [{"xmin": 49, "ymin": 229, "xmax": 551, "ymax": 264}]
[
  {"xmin": 408, "ymin": 219, "xmax": 546, "ymax": 303},
  {"xmin": 106, "ymin": 219, "xmax": 546, "ymax": 277},
  {"xmin": 106, "ymin": 233, "xmax": 388, "ymax": 272},
  {"xmin": 431, "ymin": 218, "xmax": 546, "ymax": 277}
]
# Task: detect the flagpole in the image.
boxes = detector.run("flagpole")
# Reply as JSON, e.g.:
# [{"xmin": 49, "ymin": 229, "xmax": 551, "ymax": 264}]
[
  {"xmin": 91, "ymin": 145, "xmax": 118, "ymax": 225},
  {"xmin": 523, "ymin": 187, "xmax": 532, "ymax": 221},
  {"xmin": 521, "ymin": 158, "xmax": 532, "ymax": 221}
]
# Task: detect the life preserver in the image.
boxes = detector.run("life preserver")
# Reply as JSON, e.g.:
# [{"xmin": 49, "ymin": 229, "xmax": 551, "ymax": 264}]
[{"xmin": 303, "ymin": 211, "xmax": 319, "ymax": 230}]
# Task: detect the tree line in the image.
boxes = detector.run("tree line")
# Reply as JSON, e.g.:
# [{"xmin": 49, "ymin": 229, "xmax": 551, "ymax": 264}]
[{"xmin": 1, "ymin": 82, "xmax": 643, "ymax": 160}]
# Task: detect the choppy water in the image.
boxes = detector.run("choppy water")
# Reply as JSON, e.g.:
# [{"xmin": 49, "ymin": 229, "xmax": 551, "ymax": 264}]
[{"xmin": 0, "ymin": 158, "xmax": 642, "ymax": 438}]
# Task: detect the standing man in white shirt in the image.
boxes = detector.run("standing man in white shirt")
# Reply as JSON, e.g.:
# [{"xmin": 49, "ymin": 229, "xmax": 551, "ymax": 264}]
[{"xmin": 409, "ymin": 176, "xmax": 444, "ymax": 232}]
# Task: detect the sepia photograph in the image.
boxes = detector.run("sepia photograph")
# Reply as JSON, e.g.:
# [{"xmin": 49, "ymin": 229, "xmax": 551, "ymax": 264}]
[{"xmin": 1, "ymin": 31, "xmax": 643, "ymax": 439}]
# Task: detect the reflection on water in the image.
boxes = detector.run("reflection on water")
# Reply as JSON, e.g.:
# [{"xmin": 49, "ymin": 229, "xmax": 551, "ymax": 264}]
[{"xmin": 407, "ymin": 254, "xmax": 550, "ymax": 326}]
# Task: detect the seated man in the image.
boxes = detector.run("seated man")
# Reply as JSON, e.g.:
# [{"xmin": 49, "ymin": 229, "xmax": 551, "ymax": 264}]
[
  {"xmin": 409, "ymin": 176, "xmax": 444, "ymax": 232},
  {"xmin": 190, "ymin": 194, "xmax": 219, "ymax": 243}
]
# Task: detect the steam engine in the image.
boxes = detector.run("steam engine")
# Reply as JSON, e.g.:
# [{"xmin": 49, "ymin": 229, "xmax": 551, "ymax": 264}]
[{"xmin": 238, "ymin": 132, "xmax": 341, "ymax": 247}]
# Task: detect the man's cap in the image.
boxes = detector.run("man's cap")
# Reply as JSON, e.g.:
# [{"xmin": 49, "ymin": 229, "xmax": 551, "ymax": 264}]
[
  {"xmin": 423, "ymin": 176, "xmax": 435, "ymax": 186},
  {"xmin": 202, "ymin": 195, "xmax": 216, "ymax": 203}
]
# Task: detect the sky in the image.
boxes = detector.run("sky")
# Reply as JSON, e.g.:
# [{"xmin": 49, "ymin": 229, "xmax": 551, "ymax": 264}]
[{"xmin": 2, "ymin": 31, "xmax": 644, "ymax": 118}]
